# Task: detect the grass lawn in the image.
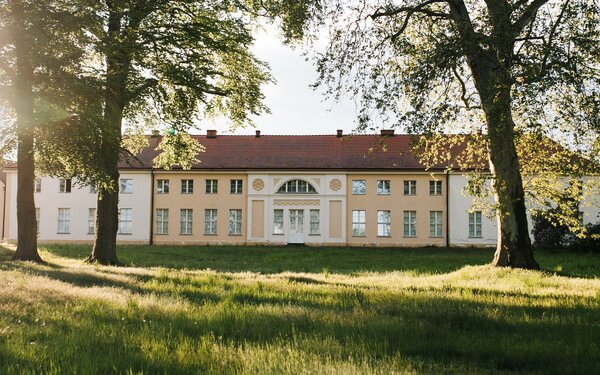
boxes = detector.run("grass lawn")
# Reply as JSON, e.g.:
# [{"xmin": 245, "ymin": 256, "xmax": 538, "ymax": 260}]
[{"xmin": 0, "ymin": 244, "xmax": 599, "ymax": 374}]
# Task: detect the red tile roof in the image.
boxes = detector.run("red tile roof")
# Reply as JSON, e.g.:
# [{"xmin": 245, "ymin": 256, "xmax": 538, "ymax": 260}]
[{"xmin": 126, "ymin": 134, "xmax": 470, "ymax": 171}]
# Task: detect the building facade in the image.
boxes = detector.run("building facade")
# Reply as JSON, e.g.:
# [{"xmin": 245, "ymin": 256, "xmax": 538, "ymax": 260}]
[{"xmin": 3, "ymin": 131, "xmax": 599, "ymax": 246}]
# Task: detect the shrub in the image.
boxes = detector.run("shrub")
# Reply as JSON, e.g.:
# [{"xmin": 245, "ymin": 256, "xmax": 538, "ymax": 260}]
[{"xmin": 533, "ymin": 210, "xmax": 600, "ymax": 252}]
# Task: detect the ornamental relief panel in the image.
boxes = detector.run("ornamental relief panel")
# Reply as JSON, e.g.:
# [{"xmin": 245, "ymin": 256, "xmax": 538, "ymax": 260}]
[
  {"xmin": 252, "ymin": 178, "xmax": 265, "ymax": 191},
  {"xmin": 273, "ymin": 199, "xmax": 320, "ymax": 206},
  {"xmin": 329, "ymin": 178, "xmax": 342, "ymax": 192}
]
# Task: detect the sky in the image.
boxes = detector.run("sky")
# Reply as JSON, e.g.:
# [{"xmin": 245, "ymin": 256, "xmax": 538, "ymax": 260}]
[{"xmin": 204, "ymin": 26, "xmax": 362, "ymax": 136}]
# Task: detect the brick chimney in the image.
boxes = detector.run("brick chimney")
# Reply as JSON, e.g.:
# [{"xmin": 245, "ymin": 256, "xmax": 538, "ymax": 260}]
[
  {"xmin": 255, "ymin": 130, "xmax": 261, "ymax": 138},
  {"xmin": 380, "ymin": 129, "xmax": 395, "ymax": 136},
  {"xmin": 206, "ymin": 129, "xmax": 217, "ymax": 138},
  {"xmin": 336, "ymin": 129, "xmax": 343, "ymax": 137}
]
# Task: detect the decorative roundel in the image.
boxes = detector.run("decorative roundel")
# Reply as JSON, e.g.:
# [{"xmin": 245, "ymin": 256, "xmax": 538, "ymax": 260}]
[
  {"xmin": 329, "ymin": 178, "xmax": 342, "ymax": 192},
  {"xmin": 252, "ymin": 178, "xmax": 265, "ymax": 191}
]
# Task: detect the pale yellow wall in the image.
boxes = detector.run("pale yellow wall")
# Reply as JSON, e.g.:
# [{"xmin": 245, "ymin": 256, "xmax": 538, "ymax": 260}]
[
  {"xmin": 152, "ymin": 173, "xmax": 247, "ymax": 244},
  {"xmin": 251, "ymin": 200, "xmax": 264, "ymax": 238},
  {"xmin": 329, "ymin": 200, "xmax": 342, "ymax": 239},
  {"xmin": 346, "ymin": 174, "xmax": 447, "ymax": 246}
]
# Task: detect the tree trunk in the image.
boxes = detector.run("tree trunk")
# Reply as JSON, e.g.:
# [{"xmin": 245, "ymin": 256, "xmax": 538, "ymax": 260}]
[
  {"xmin": 11, "ymin": 0, "xmax": 42, "ymax": 263},
  {"xmin": 480, "ymin": 81, "xmax": 540, "ymax": 270},
  {"xmin": 86, "ymin": 7, "xmax": 129, "ymax": 266}
]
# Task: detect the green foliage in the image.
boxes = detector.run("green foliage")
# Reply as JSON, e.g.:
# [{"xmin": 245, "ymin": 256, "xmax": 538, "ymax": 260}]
[
  {"xmin": 153, "ymin": 132, "xmax": 205, "ymax": 170},
  {"xmin": 2, "ymin": 244, "xmax": 600, "ymax": 373}
]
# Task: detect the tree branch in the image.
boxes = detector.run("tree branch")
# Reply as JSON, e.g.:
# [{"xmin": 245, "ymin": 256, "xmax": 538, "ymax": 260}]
[{"xmin": 512, "ymin": 0, "xmax": 551, "ymax": 34}]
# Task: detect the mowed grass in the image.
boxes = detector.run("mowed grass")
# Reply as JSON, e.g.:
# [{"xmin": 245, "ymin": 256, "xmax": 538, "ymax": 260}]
[{"xmin": 0, "ymin": 245, "xmax": 598, "ymax": 374}]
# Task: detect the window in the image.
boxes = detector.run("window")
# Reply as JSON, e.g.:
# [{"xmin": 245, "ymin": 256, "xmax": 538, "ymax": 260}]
[
  {"xmin": 273, "ymin": 209, "xmax": 284, "ymax": 234},
  {"xmin": 352, "ymin": 180, "xmax": 366, "ymax": 195},
  {"xmin": 204, "ymin": 209, "xmax": 217, "ymax": 235},
  {"xmin": 277, "ymin": 179, "xmax": 317, "ymax": 194},
  {"xmin": 310, "ymin": 209, "xmax": 320, "ymax": 235},
  {"xmin": 430, "ymin": 180, "xmax": 443, "ymax": 196},
  {"xmin": 377, "ymin": 210, "xmax": 391, "ymax": 237},
  {"xmin": 35, "ymin": 208, "xmax": 40, "ymax": 234},
  {"xmin": 469, "ymin": 211, "xmax": 483, "ymax": 238},
  {"xmin": 206, "ymin": 179, "xmax": 218, "ymax": 194},
  {"xmin": 120, "ymin": 178, "xmax": 133, "ymax": 194},
  {"xmin": 88, "ymin": 208, "xmax": 96, "ymax": 234},
  {"xmin": 403, "ymin": 211, "xmax": 417, "ymax": 237},
  {"xmin": 34, "ymin": 178, "xmax": 41, "ymax": 193},
  {"xmin": 403, "ymin": 180, "xmax": 416, "ymax": 195},
  {"xmin": 181, "ymin": 179, "xmax": 194, "ymax": 194},
  {"xmin": 157, "ymin": 179, "xmax": 169, "ymax": 194},
  {"xmin": 89, "ymin": 183, "xmax": 97, "ymax": 194},
  {"xmin": 230, "ymin": 179, "xmax": 243, "ymax": 194},
  {"xmin": 430, "ymin": 211, "xmax": 443, "ymax": 237},
  {"xmin": 377, "ymin": 180, "xmax": 391, "ymax": 195},
  {"xmin": 119, "ymin": 208, "xmax": 133, "ymax": 234},
  {"xmin": 229, "ymin": 209, "xmax": 242, "ymax": 235},
  {"xmin": 156, "ymin": 209, "xmax": 169, "ymax": 235},
  {"xmin": 352, "ymin": 210, "xmax": 366, "ymax": 236},
  {"xmin": 59, "ymin": 178, "xmax": 71, "ymax": 193},
  {"xmin": 57, "ymin": 208, "xmax": 70, "ymax": 234},
  {"xmin": 180, "ymin": 209, "xmax": 193, "ymax": 235}
]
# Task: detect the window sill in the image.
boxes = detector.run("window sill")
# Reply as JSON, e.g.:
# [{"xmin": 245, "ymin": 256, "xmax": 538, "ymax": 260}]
[
  {"xmin": 352, "ymin": 235, "xmax": 366, "ymax": 237},
  {"xmin": 118, "ymin": 233, "xmax": 132, "ymax": 236},
  {"xmin": 157, "ymin": 192, "xmax": 169, "ymax": 194},
  {"xmin": 403, "ymin": 236, "xmax": 417, "ymax": 238},
  {"xmin": 308, "ymin": 233, "xmax": 320, "ymax": 236},
  {"xmin": 155, "ymin": 233, "xmax": 169, "ymax": 236},
  {"xmin": 468, "ymin": 236, "xmax": 483, "ymax": 239},
  {"xmin": 273, "ymin": 233, "xmax": 284, "ymax": 236},
  {"xmin": 57, "ymin": 232, "xmax": 70, "ymax": 235},
  {"xmin": 179, "ymin": 233, "xmax": 193, "ymax": 236},
  {"xmin": 429, "ymin": 236, "xmax": 444, "ymax": 238},
  {"xmin": 351, "ymin": 193, "xmax": 366, "ymax": 196},
  {"xmin": 230, "ymin": 193, "xmax": 243, "ymax": 195},
  {"xmin": 377, "ymin": 235, "xmax": 391, "ymax": 238},
  {"xmin": 228, "ymin": 234, "xmax": 243, "ymax": 236},
  {"xmin": 181, "ymin": 192, "xmax": 194, "ymax": 195},
  {"xmin": 204, "ymin": 233, "xmax": 217, "ymax": 236},
  {"xmin": 377, "ymin": 193, "xmax": 391, "ymax": 196}
]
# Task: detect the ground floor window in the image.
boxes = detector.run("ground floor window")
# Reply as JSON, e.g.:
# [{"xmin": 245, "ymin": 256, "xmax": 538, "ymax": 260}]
[
  {"xmin": 205, "ymin": 209, "xmax": 217, "ymax": 235},
  {"xmin": 310, "ymin": 209, "xmax": 320, "ymax": 235},
  {"xmin": 377, "ymin": 210, "xmax": 391, "ymax": 237},
  {"xmin": 229, "ymin": 209, "xmax": 242, "ymax": 235},
  {"xmin": 88, "ymin": 208, "xmax": 96, "ymax": 234},
  {"xmin": 469, "ymin": 211, "xmax": 482, "ymax": 238},
  {"xmin": 57, "ymin": 208, "xmax": 70, "ymax": 234},
  {"xmin": 156, "ymin": 209, "xmax": 169, "ymax": 235},
  {"xmin": 119, "ymin": 208, "xmax": 133, "ymax": 234},
  {"xmin": 352, "ymin": 210, "xmax": 366, "ymax": 236},
  {"xmin": 180, "ymin": 209, "xmax": 193, "ymax": 235},
  {"xmin": 403, "ymin": 211, "xmax": 417, "ymax": 237},
  {"xmin": 273, "ymin": 209, "xmax": 284, "ymax": 234},
  {"xmin": 35, "ymin": 208, "xmax": 40, "ymax": 234},
  {"xmin": 430, "ymin": 211, "xmax": 443, "ymax": 237}
]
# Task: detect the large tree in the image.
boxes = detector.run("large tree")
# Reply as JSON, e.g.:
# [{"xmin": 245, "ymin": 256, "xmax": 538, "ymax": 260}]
[
  {"xmin": 277, "ymin": 0, "xmax": 599, "ymax": 269},
  {"xmin": 66, "ymin": 1, "xmax": 272, "ymax": 265},
  {"xmin": 0, "ymin": 0, "xmax": 91, "ymax": 262}
]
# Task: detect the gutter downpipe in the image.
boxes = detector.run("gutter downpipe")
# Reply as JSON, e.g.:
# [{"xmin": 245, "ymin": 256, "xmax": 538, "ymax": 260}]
[
  {"xmin": 446, "ymin": 170, "xmax": 450, "ymax": 248},
  {"xmin": 1, "ymin": 184, "xmax": 6, "ymax": 241},
  {"xmin": 149, "ymin": 168, "xmax": 154, "ymax": 245}
]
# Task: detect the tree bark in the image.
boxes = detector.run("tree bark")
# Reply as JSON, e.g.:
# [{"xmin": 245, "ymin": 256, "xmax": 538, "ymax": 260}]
[
  {"xmin": 86, "ymin": 6, "xmax": 129, "ymax": 266},
  {"xmin": 11, "ymin": 0, "xmax": 43, "ymax": 263}
]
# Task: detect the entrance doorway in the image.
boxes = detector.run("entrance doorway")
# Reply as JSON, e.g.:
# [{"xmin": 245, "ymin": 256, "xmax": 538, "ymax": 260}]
[{"xmin": 288, "ymin": 209, "xmax": 304, "ymax": 244}]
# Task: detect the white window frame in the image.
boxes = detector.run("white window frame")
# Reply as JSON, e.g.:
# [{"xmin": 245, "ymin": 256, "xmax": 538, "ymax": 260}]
[
  {"xmin": 59, "ymin": 178, "xmax": 71, "ymax": 193},
  {"xmin": 429, "ymin": 180, "xmax": 443, "ymax": 196},
  {"xmin": 120, "ymin": 178, "xmax": 133, "ymax": 194},
  {"xmin": 403, "ymin": 180, "xmax": 417, "ymax": 196},
  {"xmin": 469, "ymin": 211, "xmax": 483, "ymax": 238},
  {"xmin": 35, "ymin": 208, "xmax": 40, "ymax": 234},
  {"xmin": 180, "ymin": 209, "xmax": 193, "ymax": 235},
  {"xmin": 403, "ymin": 211, "xmax": 417, "ymax": 237},
  {"xmin": 57, "ymin": 208, "xmax": 70, "ymax": 234},
  {"xmin": 204, "ymin": 209, "xmax": 218, "ymax": 235},
  {"xmin": 157, "ymin": 179, "xmax": 169, "ymax": 194},
  {"xmin": 88, "ymin": 208, "xmax": 96, "ymax": 234},
  {"xmin": 273, "ymin": 209, "xmax": 284, "ymax": 235},
  {"xmin": 118, "ymin": 208, "xmax": 133, "ymax": 235},
  {"xmin": 352, "ymin": 180, "xmax": 366, "ymax": 195},
  {"xmin": 230, "ymin": 179, "xmax": 243, "ymax": 194},
  {"xmin": 430, "ymin": 211, "xmax": 443, "ymax": 237},
  {"xmin": 34, "ymin": 178, "xmax": 41, "ymax": 193},
  {"xmin": 377, "ymin": 210, "xmax": 391, "ymax": 237},
  {"xmin": 229, "ymin": 209, "xmax": 242, "ymax": 235},
  {"xmin": 277, "ymin": 179, "xmax": 317, "ymax": 194},
  {"xmin": 156, "ymin": 208, "xmax": 169, "ymax": 235},
  {"xmin": 377, "ymin": 180, "xmax": 391, "ymax": 195},
  {"xmin": 309, "ymin": 209, "xmax": 320, "ymax": 235},
  {"xmin": 89, "ymin": 183, "xmax": 97, "ymax": 194},
  {"xmin": 181, "ymin": 179, "xmax": 194, "ymax": 194},
  {"xmin": 352, "ymin": 210, "xmax": 366, "ymax": 236},
  {"xmin": 206, "ymin": 179, "xmax": 218, "ymax": 194}
]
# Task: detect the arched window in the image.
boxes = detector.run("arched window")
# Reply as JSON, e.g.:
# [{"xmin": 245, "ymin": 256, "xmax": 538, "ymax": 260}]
[{"xmin": 277, "ymin": 179, "xmax": 317, "ymax": 194}]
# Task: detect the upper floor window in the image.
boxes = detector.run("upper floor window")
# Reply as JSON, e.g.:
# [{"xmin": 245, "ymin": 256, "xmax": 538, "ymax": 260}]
[
  {"xmin": 230, "ymin": 179, "xmax": 243, "ymax": 194},
  {"xmin": 352, "ymin": 180, "xmax": 366, "ymax": 195},
  {"xmin": 430, "ymin": 180, "xmax": 443, "ymax": 196},
  {"xmin": 34, "ymin": 178, "xmax": 41, "ymax": 193},
  {"xmin": 89, "ymin": 183, "xmax": 97, "ymax": 194},
  {"xmin": 403, "ymin": 180, "xmax": 417, "ymax": 196},
  {"xmin": 59, "ymin": 178, "xmax": 71, "ymax": 193},
  {"xmin": 277, "ymin": 179, "xmax": 317, "ymax": 194},
  {"xmin": 206, "ymin": 179, "xmax": 218, "ymax": 194},
  {"xmin": 377, "ymin": 180, "xmax": 391, "ymax": 195},
  {"xmin": 120, "ymin": 178, "xmax": 133, "ymax": 194},
  {"xmin": 157, "ymin": 179, "xmax": 169, "ymax": 194},
  {"xmin": 181, "ymin": 179, "xmax": 194, "ymax": 194}
]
